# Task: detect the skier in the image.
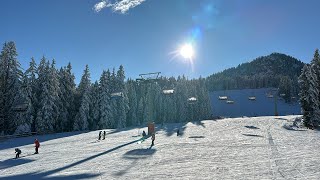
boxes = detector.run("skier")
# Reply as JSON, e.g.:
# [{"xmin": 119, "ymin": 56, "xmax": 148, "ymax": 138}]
[
  {"xmin": 103, "ymin": 131, "xmax": 106, "ymax": 140},
  {"xmin": 151, "ymin": 133, "xmax": 155, "ymax": 146},
  {"xmin": 34, "ymin": 139, "xmax": 40, "ymax": 154},
  {"xmin": 177, "ymin": 129, "xmax": 180, "ymax": 136},
  {"xmin": 142, "ymin": 130, "xmax": 146, "ymax": 137},
  {"xmin": 15, "ymin": 148, "xmax": 21, "ymax": 159},
  {"xmin": 98, "ymin": 131, "xmax": 102, "ymax": 140}
]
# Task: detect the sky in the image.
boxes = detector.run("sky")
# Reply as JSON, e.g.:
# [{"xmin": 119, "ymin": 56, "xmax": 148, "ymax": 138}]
[{"xmin": 1, "ymin": 0, "xmax": 320, "ymax": 83}]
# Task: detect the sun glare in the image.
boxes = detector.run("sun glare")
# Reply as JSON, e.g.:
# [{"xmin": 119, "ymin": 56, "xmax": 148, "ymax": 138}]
[{"xmin": 180, "ymin": 43, "xmax": 194, "ymax": 59}]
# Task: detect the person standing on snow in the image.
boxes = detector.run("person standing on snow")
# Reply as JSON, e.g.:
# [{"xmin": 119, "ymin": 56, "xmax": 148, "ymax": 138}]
[
  {"xmin": 15, "ymin": 148, "xmax": 21, "ymax": 159},
  {"xmin": 34, "ymin": 139, "xmax": 40, "ymax": 154},
  {"xmin": 98, "ymin": 131, "xmax": 102, "ymax": 140},
  {"xmin": 103, "ymin": 131, "xmax": 106, "ymax": 140},
  {"xmin": 151, "ymin": 133, "xmax": 155, "ymax": 146}
]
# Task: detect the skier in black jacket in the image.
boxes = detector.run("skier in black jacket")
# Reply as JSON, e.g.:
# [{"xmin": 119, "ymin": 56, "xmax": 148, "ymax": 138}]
[{"xmin": 15, "ymin": 148, "xmax": 21, "ymax": 159}]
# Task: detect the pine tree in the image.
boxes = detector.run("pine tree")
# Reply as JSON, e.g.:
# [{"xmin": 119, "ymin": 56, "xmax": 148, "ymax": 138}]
[
  {"xmin": 14, "ymin": 73, "xmax": 33, "ymax": 134},
  {"xmin": 74, "ymin": 65, "xmax": 91, "ymax": 131},
  {"xmin": 306, "ymin": 64, "xmax": 320, "ymax": 127},
  {"xmin": 36, "ymin": 57, "xmax": 58, "ymax": 133},
  {"xmin": 36, "ymin": 59, "xmax": 59, "ymax": 133},
  {"xmin": 90, "ymin": 81, "xmax": 100, "ymax": 130},
  {"xmin": 0, "ymin": 41, "xmax": 23, "ymax": 134},
  {"xmin": 115, "ymin": 65, "xmax": 129, "ymax": 128},
  {"xmin": 25, "ymin": 58, "xmax": 38, "ymax": 132},
  {"xmin": 58, "ymin": 63, "xmax": 76, "ymax": 131},
  {"xmin": 126, "ymin": 80, "xmax": 138, "ymax": 126},
  {"xmin": 74, "ymin": 88, "xmax": 90, "ymax": 131},
  {"xmin": 98, "ymin": 70, "xmax": 112, "ymax": 129}
]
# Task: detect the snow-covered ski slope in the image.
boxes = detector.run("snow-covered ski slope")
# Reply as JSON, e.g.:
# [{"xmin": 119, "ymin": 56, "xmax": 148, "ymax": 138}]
[{"xmin": 1, "ymin": 115, "xmax": 320, "ymax": 179}]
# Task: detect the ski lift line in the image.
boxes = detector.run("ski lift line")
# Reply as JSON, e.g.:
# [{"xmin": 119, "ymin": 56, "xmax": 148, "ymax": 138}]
[
  {"xmin": 138, "ymin": 72, "xmax": 161, "ymax": 76},
  {"xmin": 136, "ymin": 72, "xmax": 161, "ymax": 83}
]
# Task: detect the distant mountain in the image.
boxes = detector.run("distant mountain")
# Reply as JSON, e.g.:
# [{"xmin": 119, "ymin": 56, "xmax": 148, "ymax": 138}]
[{"xmin": 206, "ymin": 53, "xmax": 305, "ymax": 101}]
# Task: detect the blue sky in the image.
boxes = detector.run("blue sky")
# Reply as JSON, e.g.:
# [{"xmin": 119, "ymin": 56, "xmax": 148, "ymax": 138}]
[{"xmin": 1, "ymin": 0, "xmax": 320, "ymax": 83}]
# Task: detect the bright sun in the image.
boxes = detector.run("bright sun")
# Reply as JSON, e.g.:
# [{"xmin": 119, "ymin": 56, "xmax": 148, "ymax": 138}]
[{"xmin": 179, "ymin": 43, "xmax": 194, "ymax": 59}]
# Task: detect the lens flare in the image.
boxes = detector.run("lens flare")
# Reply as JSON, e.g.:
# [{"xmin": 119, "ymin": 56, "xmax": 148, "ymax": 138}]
[{"xmin": 180, "ymin": 43, "xmax": 194, "ymax": 59}]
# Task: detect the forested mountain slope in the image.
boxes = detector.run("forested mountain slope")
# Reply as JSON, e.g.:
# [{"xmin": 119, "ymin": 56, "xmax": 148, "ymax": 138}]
[{"xmin": 206, "ymin": 53, "xmax": 305, "ymax": 97}]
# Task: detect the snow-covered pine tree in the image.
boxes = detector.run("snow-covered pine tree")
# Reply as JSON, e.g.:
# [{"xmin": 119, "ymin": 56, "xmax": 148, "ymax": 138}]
[
  {"xmin": 137, "ymin": 97, "xmax": 144, "ymax": 125},
  {"xmin": 14, "ymin": 73, "xmax": 33, "ymax": 134},
  {"xmin": 299, "ymin": 65, "xmax": 312, "ymax": 126},
  {"xmin": 58, "ymin": 63, "xmax": 76, "ymax": 132},
  {"xmin": 174, "ymin": 76, "xmax": 188, "ymax": 122},
  {"xmin": 126, "ymin": 79, "xmax": 139, "ymax": 126},
  {"xmin": 108, "ymin": 68, "xmax": 118, "ymax": 128},
  {"xmin": 75, "ymin": 64, "xmax": 91, "ymax": 115},
  {"xmin": 36, "ymin": 58, "xmax": 59, "ymax": 133},
  {"xmin": 197, "ymin": 77, "xmax": 212, "ymax": 120},
  {"xmin": 90, "ymin": 81, "xmax": 100, "ymax": 130},
  {"xmin": 74, "ymin": 65, "xmax": 91, "ymax": 131},
  {"xmin": 305, "ymin": 64, "xmax": 320, "ymax": 127},
  {"xmin": 115, "ymin": 65, "xmax": 129, "ymax": 128},
  {"xmin": 25, "ymin": 58, "xmax": 38, "ymax": 132},
  {"xmin": 74, "ymin": 88, "xmax": 90, "ymax": 131},
  {"xmin": 49, "ymin": 60, "xmax": 61, "ymax": 132},
  {"xmin": 310, "ymin": 49, "xmax": 320, "ymax": 127},
  {"xmin": 98, "ymin": 70, "xmax": 113, "ymax": 129},
  {"xmin": 0, "ymin": 41, "xmax": 23, "ymax": 134}
]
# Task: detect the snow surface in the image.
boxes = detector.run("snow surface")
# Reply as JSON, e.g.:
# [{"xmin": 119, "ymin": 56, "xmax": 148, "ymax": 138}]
[
  {"xmin": 1, "ymin": 115, "xmax": 320, "ymax": 179},
  {"xmin": 210, "ymin": 88, "xmax": 301, "ymax": 117}
]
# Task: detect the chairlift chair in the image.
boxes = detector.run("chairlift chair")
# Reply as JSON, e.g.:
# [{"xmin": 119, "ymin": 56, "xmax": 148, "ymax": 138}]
[
  {"xmin": 267, "ymin": 94, "xmax": 274, "ymax": 98},
  {"xmin": 188, "ymin": 97, "xmax": 197, "ymax": 104},
  {"xmin": 111, "ymin": 92, "xmax": 124, "ymax": 99},
  {"xmin": 226, "ymin": 100, "xmax": 234, "ymax": 104},
  {"xmin": 162, "ymin": 89, "xmax": 174, "ymax": 95},
  {"xmin": 13, "ymin": 103, "xmax": 28, "ymax": 112},
  {"xmin": 218, "ymin": 96, "xmax": 228, "ymax": 100}
]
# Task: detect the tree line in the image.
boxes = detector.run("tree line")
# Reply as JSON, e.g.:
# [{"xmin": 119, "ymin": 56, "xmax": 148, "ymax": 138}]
[
  {"xmin": 298, "ymin": 49, "xmax": 320, "ymax": 128},
  {"xmin": 0, "ymin": 41, "xmax": 211, "ymax": 135}
]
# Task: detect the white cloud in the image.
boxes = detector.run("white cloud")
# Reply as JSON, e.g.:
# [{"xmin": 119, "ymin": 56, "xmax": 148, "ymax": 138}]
[
  {"xmin": 93, "ymin": 0, "xmax": 146, "ymax": 14},
  {"xmin": 93, "ymin": 0, "xmax": 110, "ymax": 13},
  {"xmin": 112, "ymin": 0, "xmax": 146, "ymax": 14}
]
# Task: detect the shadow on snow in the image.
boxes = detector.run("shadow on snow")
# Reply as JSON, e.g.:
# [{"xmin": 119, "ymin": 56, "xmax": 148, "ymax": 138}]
[
  {"xmin": 114, "ymin": 148, "xmax": 156, "ymax": 176},
  {"xmin": 0, "ymin": 131, "xmax": 91, "ymax": 151},
  {"xmin": 1, "ymin": 136, "xmax": 149, "ymax": 179}
]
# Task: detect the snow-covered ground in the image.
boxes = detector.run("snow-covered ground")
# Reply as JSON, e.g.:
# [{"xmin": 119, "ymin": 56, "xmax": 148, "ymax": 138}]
[{"xmin": 1, "ymin": 115, "xmax": 320, "ymax": 179}]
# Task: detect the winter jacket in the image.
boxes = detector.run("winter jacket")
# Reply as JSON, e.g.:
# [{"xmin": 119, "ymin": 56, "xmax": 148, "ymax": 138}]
[{"xmin": 34, "ymin": 140, "xmax": 40, "ymax": 148}]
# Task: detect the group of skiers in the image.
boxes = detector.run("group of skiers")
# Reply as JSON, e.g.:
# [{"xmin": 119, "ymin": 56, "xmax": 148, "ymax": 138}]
[
  {"xmin": 98, "ymin": 131, "xmax": 107, "ymax": 140},
  {"xmin": 14, "ymin": 125, "xmax": 177, "ymax": 159},
  {"xmin": 14, "ymin": 138, "xmax": 40, "ymax": 159}
]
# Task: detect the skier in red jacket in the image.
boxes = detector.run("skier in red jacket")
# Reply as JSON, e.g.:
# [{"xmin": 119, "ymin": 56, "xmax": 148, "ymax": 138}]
[{"xmin": 34, "ymin": 139, "xmax": 40, "ymax": 154}]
